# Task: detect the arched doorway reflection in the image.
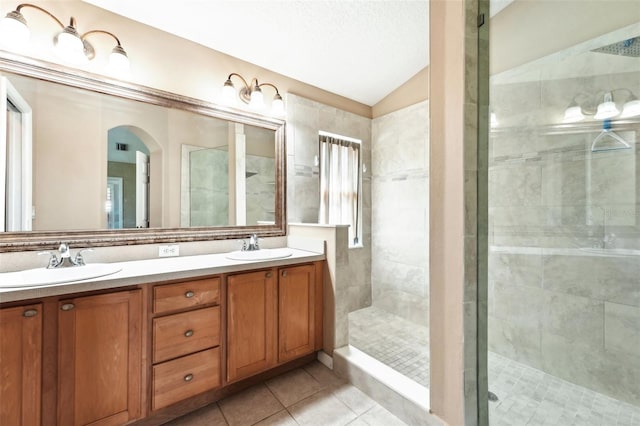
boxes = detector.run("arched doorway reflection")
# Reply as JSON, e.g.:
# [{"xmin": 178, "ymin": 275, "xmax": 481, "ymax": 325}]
[{"xmin": 106, "ymin": 125, "xmax": 156, "ymax": 229}]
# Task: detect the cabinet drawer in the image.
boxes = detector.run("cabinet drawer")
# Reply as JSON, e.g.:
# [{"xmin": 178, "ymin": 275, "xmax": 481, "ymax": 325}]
[
  {"xmin": 152, "ymin": 348, "xmax": 221, "ymax": 411},
  {"xmin": 153, "ymin": 306, "xmax": 220, "ymax": 363},
  {"xmin": 154, "ymin": 277, "xmax": 220, "ymax": 314}
]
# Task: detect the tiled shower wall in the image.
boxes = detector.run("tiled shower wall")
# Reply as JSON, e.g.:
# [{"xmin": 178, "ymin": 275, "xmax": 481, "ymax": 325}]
[
  {"xmin": 188, "ymin": 149, "xmax": 228, "ymax": 226},
  {"xmin": 245, "ymin": 154, "xmax": 276, "ymax": 225},
  {"xmin": 489, "ymin": 71, "xmax": 640, "ymax": 406},
  {"xmin": 285, "ymin": 94, "xmax": 372, "ymax": 315},
  {"xmin": 371, "ymin": 101, "xmax": 430, "ymax": 326}
]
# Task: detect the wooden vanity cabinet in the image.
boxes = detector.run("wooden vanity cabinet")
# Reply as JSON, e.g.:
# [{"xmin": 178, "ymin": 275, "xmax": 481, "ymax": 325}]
[
  {"xmin": 0, "ymin": 258, "xmax": 323, "ymax": 424},
  {"xmin": 278, "ymin": 264, "xmax": 317, "ymax": 363},
  {"xmin": 227, "ymin": 263, "xmax": 321, "ymax": 383},
  {"xmin": 226, "ymin": 269, "xmax": 277, "ymax": 382},
  {"xmin": 0, "ymin": 303, "xmax": 43, "ymax": 426},
  {"xmin": 57, "ymin": 289, "xmax": 142, "ymax": 426},
  {"xmin": 151, "ymin": 277, "xmax": 222, "ymax": 411}
]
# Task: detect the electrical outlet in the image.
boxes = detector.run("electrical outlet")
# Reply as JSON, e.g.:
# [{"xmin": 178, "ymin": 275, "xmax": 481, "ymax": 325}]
[{"xmin": 158, "ymin": 244, "xmax": 179, "ymax": 257}]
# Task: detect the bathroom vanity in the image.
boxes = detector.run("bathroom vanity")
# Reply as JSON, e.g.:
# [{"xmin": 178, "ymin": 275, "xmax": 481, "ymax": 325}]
[{"xmin": 0, "ymin": 249, "xmax": 324, "ymax": 425}]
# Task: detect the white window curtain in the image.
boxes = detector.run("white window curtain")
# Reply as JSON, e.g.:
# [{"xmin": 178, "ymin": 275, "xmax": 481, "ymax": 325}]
[{"xmin": 318, "ymin": 134, "xmax": 360, "ymax": 245}]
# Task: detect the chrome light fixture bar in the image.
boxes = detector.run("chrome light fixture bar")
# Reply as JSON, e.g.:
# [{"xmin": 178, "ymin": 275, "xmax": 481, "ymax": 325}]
[
  {"xmin": 0, "ymin": 3, "xmax": 129, "ymax": 74},
  {"xmin": 563, "ymin": 89, "xmax": 640, "ymax": 123},
  {"xmin": 221, "ymin": 73, "xmax": 285, "ymax": 116}
]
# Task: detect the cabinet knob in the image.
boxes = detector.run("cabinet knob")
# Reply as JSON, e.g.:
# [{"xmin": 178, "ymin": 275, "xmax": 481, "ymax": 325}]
[
  {"xmin": 184, "ymin": 291, "xmax": 195, "ymax": 298},
  {"xmin": 184, "ymin": 329, "xmax": 194, "ymax": 338},
  {"xmin": 23, "ymin": 309, "xmax": 38, "ymax": 318},
  {"xmin": 282, "ymin": 270, "xmax": 288, "ymax": 277},
  {"xmin": 60, "ymin": 303, "xmax": 75, "ymax": 311},
  {"xmin": 265, "ymin": 272, "xmax": 272, "ymax": 278},
  {"xmin": 184, "ymin": 374, "xmax": 194, "ymax": 382}
]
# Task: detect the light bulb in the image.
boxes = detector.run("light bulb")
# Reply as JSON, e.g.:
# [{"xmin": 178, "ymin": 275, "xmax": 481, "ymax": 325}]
[
  {"xmin": 594, "ymin": 92, "xmax": 619, "ymax": 120},
  {"xmin": 54, "ymin": 24, "xmax": 87, "ymax": 64},
  {"xmin": 271, "ymin": 94, "xmax": 285, "ymax": 116},
  {"xmin": 562, "ymin": 105, "xmax": 585, "ymax": 123},
  {"xmin": 249, "ymin": 87, "xmax": 264, "ymax": 110},
  {"xmin": 108, "ymin": 45, "xmax": 130, "ymax": 74},
  {"xmin": 620, "ymin": 98, "xmax": 640, "ymax": 118},
  {"xmin": 0, "ymin": 11, "xmax": 29, "ymax": 50},
  {"xmin": 221, "ymin": 79, "xmax": 237, "ymax": 106}
]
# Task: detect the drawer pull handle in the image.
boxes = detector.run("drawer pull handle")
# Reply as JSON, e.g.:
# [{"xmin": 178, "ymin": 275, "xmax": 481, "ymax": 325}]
[
  {"xmin": 23, "ymin": 309, "xmax": 38, "ymax": 318},
  {"xmin": 184, "ymin": 374, "xmax": 194, "ymax": 382},
  {"xmin": 282, "ymin": 270, "xmax": 288, "ymax": 277},
  {"xmin": 265, "ymin": 272, "xmax": 272, "ymax": 278},
  {"xmin": 184, "ymin": 329, "xmax": 194, "ymax": 338},
  {"xmin": 61, "ymin": 303, "xmax": 75, "ymax": 311},
  {"xmin": 185, "ymin": 291, "xmax": 195, "ymax": 298}
]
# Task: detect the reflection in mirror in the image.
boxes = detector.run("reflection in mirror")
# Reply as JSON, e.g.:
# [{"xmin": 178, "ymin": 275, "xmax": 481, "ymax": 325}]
[
  {"xmin": 1, "ymin": 75, "xmax": 32, "ymax": 232},
  {"xmin": 107, "ymin": 126, "xmax": 150, "ymax": 229},
  {"xmin": 185, "ymin": 145, "xmax": 229, "ymax": 227},
  {"xmin": 0, "ymin": 70, "xmax": 280, "ymax": 233},
  {"xmin": 180, "ymin": 123, "xmax": 276, "ymax": 228},
  {"xmin": 0, "ymin": 53, "xmax": 286, "ymax": 252},
  {"xmin": 177, "ymin": 118, "xmax": 276, "ymax": 228}
]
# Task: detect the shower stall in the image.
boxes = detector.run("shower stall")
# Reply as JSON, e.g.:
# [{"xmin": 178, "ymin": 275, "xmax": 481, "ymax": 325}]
[
  {"xmin": 348, "ymin": 100, "xmax": 431, "ymax": 390},
  {"xmin": 487, "ymin": 17, "xmax": 640, "ymax": 425}
]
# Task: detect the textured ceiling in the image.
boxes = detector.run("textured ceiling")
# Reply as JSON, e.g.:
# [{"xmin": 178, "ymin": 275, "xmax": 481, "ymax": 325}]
[{"xmin": 82, "ymin": 0, "xmax": 430, "ymax": 106}]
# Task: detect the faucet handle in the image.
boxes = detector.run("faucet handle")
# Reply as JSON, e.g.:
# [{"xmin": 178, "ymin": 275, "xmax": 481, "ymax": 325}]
[
  {"xmin": 38, "ymin": 251, "xmax": 59, "ymax": 269},
  {"xmin": 73, "ymin": 248, "xmax": 93, "ymax": 266}
]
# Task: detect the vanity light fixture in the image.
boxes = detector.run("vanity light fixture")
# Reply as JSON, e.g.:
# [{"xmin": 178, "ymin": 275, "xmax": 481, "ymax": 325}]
[
  {"xmin": 0, "ymin": 3, "xmax": 130, "ymax": 73},
  {"xmin": 221, "ymin": 73, "xmax": 285, "ymax": 116},
  {"xmin": 563, "ymin": 89, "xmax": 640, "ymax": 123}
]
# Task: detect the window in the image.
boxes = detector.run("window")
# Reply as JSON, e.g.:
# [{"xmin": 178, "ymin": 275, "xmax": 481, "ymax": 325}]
[{"xmin": 318, "ymin": 131, "xmax": 362, "ymax": 247}]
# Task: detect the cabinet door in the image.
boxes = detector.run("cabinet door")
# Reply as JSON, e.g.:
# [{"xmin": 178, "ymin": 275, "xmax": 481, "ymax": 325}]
[
  {"xmin": 58, "ymin": 290, "xmax": 142, "ymax": 426},
  {"xmin": 278, "ymin": 264, "xmax": 316, "ymax": 363},
  {"xmin": 0, "ymin": 304, "xmax": 42, "ymax": 426},
  {"xmin": 227, "ymin": 270, "xmax": 277, "ymax": 383}
]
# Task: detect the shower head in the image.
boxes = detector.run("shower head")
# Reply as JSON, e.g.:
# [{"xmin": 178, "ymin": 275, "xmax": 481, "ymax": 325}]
[
  {"xmin": 591, "ymin": 36, "xmax": 640, "ymax": 57},
  {"xmin": 591, "ymin": 119, "xmax": 632, "ymax": 153}
]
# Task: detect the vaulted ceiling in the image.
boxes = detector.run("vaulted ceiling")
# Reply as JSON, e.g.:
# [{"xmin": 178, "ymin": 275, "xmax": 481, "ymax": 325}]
[{"xmin": 83, "ymin": 0, "xmax": 513, "ymax": 106}]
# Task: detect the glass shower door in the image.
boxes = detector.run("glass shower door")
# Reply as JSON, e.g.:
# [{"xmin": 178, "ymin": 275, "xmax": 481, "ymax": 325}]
[{"xmin": 485, "ymin": 4, "xmax": 640, "ymax": 424}]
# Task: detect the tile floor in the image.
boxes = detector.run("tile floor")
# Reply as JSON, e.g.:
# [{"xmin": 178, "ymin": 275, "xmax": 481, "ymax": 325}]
[
  {"xmin": 348, "ymin": 306, "xmax": 430, "ymax": 388},
  {"xmin": 348, "ymin": 306, "xmax": 640, "ymax": 426},
  {"xmin": 163, "ymin": 360, "xmax": 408, "ymax": 426},
  {"xmin": 488, "ymin": 352, "xmax": 640, "ymax": 426}
]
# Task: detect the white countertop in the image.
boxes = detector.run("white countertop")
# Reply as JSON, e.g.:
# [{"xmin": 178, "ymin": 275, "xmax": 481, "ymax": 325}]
[{"xmin": 0, "ymin": 247, "xmax": 324, "ymax": 304}]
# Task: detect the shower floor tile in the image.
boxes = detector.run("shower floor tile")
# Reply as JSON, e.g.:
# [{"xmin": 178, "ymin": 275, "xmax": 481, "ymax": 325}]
[
  {"xmin": 349, "ymin": 307, "xmax": 640, "ymax": 425},
  {"xmin": 488, "ymin": 352, "xmax": 640, "ymax": 426},
  {"xmin": 348, "ymin": 306, "xmax": 430, "ymax": 388}
]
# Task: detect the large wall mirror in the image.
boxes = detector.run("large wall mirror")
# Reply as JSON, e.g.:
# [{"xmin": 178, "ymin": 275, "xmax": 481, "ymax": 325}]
[{"xmin": 0, "ymin": 53, "xmax": 286, "ymax": 252}]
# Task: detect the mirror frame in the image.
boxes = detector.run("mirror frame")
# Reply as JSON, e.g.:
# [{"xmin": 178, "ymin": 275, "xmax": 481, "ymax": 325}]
[{"xmin": 0, "ymin": 51, "xmax": 287, "ymax": 252}]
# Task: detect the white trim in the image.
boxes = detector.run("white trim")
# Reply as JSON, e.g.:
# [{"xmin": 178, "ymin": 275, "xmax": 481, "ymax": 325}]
[
  {"xmin": 334, "ymin": 345, "xmax": 430, "ymax": 411},
  {"xmin": 316, "ymin": 351, "xmax": 333, "ymax": 369},
  {"xmin": 0, "ymin": 76, "xmax": 33, "ymax": 232}
]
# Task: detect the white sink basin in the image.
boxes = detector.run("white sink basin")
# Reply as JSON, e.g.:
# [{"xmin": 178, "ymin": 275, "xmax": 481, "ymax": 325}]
[
  {"xmin": 579, "ymin": 247, "xmax": 640, "ymax": 257},
  {"xmin": 0, "ymin": 263, "xmax": 123, "ymax": 288},
  {"xmin": 226, "ymin": 248, "xmax": 293, "ymax": 261}
]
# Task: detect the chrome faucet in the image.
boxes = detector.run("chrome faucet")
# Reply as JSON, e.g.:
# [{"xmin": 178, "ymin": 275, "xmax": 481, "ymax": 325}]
[
  {"xmin": 38, "ymin": 243, "xmax": 93, "ymax": 268},
  {"xmin": 241, "ymin": 234, "xmax": 260, "ymax": 251}
]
